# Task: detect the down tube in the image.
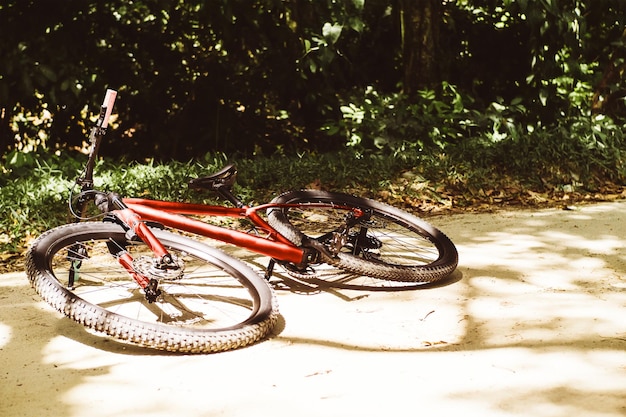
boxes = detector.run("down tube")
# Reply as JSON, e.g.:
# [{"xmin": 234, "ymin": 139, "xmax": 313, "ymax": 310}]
[{"xmin": 124, "ymin": 203, "xmax": 305, "ymax": 264}]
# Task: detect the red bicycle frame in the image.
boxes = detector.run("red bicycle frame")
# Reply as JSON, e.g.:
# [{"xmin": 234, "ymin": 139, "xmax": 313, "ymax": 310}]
[
  {"xmin": 122, "ymin": 198, "xmax": 307, "ymax": 265},
  {"xmin": 74, "ymin": 89, "xmax": 311, "ymax": 300}
]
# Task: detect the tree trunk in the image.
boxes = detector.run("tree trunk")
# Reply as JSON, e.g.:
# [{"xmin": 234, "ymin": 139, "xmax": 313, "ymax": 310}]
[
  {"xmin": 400, "ymin": 0, "xmax": 441, "ymax": 96},
  {"xmin": 591, "ymin": 28, "xmax": 626, "ymax": 117}
]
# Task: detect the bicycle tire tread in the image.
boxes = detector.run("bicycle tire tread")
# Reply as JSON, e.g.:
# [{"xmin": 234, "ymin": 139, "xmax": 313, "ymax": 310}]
[
  {"xmin": 25, "ymin": 223, "xmax": 278, "ymax": 353},
  {"xmin": 268, "ymin": 190, "xmax": 458, "ymax": 284}
]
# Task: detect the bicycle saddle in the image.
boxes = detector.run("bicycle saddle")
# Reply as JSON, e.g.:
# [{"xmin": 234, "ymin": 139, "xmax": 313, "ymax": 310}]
[{"xmin": 189, "ymin": 164, "xmax": 238, "ymax": 190}]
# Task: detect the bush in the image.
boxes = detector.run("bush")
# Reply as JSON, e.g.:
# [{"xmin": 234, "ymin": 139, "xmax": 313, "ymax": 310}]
[{"xmin": 325, "ymin": 83, "xmax": 626, "ymax": 188}]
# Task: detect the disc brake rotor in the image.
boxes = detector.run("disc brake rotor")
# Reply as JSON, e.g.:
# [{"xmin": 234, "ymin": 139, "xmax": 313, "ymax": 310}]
[{"xmin": 132, "ymin": 255, "xmax": 185, "ymax": 280}]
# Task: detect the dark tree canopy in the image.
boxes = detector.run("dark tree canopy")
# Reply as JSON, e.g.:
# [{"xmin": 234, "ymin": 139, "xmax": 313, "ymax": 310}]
[{"xmin": 1, "ymin": 0, "xmax": 625, "ymax": 160}]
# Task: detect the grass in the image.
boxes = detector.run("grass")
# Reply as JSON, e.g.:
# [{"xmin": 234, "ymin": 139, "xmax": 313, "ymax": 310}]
[
  {"xmin": 0, "ymin": 150, "xmax": 412, "ymax": 260},
  {"xmin": 2, "ymin": 141, "xmax": 625, "ymax": 272}
]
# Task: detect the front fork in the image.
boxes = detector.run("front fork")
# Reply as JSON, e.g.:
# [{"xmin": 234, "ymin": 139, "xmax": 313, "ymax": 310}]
[
  {"xmin": 112, "ymin": 246, "xmax": 162, "ymax": 303},
  {"xmin": 68, "ymin": 194, "xmax": 175, "ymax": 303},
  {"xmin": 109, "ymin": 207, "xmax": 175, "ymax": 303}
]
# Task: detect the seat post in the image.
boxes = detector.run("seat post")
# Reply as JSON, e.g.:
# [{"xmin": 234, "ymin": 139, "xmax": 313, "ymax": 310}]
[{"xmin": 215, "ymin": 184, "xmax": 245, "ymax": 208}]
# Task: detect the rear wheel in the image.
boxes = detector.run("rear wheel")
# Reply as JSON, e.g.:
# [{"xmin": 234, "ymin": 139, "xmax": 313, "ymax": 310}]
[
  {"xmin": 25, "ymin": 222, "xmax": 278, "ymax": 353},
  {"xmin": 268, "ymin": 190, "xmax": 458, "ymax": 286}
]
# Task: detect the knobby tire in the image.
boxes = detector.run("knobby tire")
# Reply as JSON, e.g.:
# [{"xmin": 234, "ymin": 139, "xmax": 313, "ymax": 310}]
[
  {"xmin": 25, "ymin": 222, "xmax": 278, "ymax": 353},
  {"xmin": 268, "ymin": 190, "xmax": 458, "ymax": 284}
]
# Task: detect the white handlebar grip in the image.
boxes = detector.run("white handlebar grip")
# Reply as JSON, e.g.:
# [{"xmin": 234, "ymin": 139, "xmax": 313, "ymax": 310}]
[{"xmin": 101, "ymin": 89, "xmax": 117, "ymax": 128}]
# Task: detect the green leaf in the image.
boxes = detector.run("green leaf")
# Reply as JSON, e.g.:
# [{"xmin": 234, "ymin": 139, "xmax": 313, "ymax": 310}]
[
  {"xmin": 352, "ymin": 0, "xmax": 365, "ymax": 11},
  {"xmin": 348, "ymin": 17, "xmax": 364, "ymax": 33},
  {"xmin": 491, "ymin": 102, "xmax": 506, "ymax": 112},
  {"xmin": 539, "ymin": 90, "xmax": 548, "ymax": 106},
  {"xmin": 322, "ymin": 22, "xmax": 343, "ymax": 45}
]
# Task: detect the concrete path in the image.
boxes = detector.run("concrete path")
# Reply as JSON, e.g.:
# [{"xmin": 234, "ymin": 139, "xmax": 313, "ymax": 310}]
[{"xmin": 1, "ymin": 202, "xmax": 625, "ymax": 416}]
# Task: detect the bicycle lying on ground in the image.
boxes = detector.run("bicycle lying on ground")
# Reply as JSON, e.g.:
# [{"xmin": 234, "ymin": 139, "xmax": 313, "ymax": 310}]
[{"xmin": 25, "ymin": 90, "xmax": 458, "ymax": 353}]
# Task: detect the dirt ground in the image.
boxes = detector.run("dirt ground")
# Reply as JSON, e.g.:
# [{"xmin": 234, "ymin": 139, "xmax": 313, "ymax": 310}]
[{"xmin": 1, "ymin": 201, "xmax": 626, "ymax": 417}]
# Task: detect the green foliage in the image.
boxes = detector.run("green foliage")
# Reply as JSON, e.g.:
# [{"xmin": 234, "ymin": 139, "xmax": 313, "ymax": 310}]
[
  {"xmin": 325, "ymin": 83, "xmax": 531, "ymax": 154},
  {"xmin": 2, "ymin": 0, "xmax": 626, "ymax": 235},
  {"xmin": 0, "ymin": 0, "xmax": 392, "ymax": 159},
  {"xmin": 2, "ymin": 0, "xmax": 626, "ymax": 160},
  {"xmin": 325, "ymin": 78, "xmax": 626, "ymax": 190},
  {"xmin": 2, "ymin": 123, "xmax": 626, "ymax": 259},
  {"xmin": 236, "ymin": 150, "xmax": 408, "ymax": 200},
  {"xmin": 445, "ymin": 111, "xmax": 626, "ymax": 191},
  {"xmin": 0, "ymin": 154, "xmax": 75, "ymax": 252},
  {"xmin": 0, "ymin": 150, "xmax": 410, "ymax": 255}
]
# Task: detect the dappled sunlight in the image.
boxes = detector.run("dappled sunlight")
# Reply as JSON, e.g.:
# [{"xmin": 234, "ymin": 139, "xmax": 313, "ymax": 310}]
[
  {"xmin": 434, "ymin": 202, "xmax": 626, "ymax": 355},
  {"xmin": 0, "ymin": 272, "xmax": 80, "ymax": 417},
  {"xmin": 412, "ymin": 202, "xmax": 626, "ymax": 415},
  {"xmin": 459, "ymin": 228, "xmax": 622, "ymax": 283},
  {"xmin": 466, "ymin": 286, "xmax": 626, "ymax": 347},
  {"xmin": 443, "ymin": 348, "xmax": 626, "ymax": 416},
  {"xmin": 3, "ymin": 203, "xmax": 626, "ymax": 416},
  {"xmin": 42, "ymin": 335, "xmax": 125, "ymax": 370},
  {"xmin": 541, "ymin": 230, "xmax": 622, "ymax": 255},
  {"xmin": 0, "ymin": 323, "xmax": 11, "ymax": 349}
]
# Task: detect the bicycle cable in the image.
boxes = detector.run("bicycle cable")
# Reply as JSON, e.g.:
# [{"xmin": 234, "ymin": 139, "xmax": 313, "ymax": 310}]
[{"xmin": 67, "ymin": 183, "xmax": 109, "ymax": 221}]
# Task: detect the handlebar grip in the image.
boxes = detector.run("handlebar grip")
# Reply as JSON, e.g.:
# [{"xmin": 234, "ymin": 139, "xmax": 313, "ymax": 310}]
[{"xmin": 100, "ymin": 89, "xmax": 117, "ymax": 129}]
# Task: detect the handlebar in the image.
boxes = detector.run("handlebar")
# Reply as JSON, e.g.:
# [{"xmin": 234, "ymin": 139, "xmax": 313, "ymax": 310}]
[
  {"xmin": 99, "ymin": 89, "xmax": 117, "ymax": 129},
  {"xmin": 71, "ymin": 89, "xmax": 119, "ymax": 220},
  {"xmin": 95, "ymin": 191, "xmax": 126, "ymax": 213}
]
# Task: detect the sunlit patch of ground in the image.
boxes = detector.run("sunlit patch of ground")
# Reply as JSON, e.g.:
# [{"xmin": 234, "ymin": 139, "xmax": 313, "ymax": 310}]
[{"xmin": 2, "ymin": 202, "xmax": 626, "ymax": 416}]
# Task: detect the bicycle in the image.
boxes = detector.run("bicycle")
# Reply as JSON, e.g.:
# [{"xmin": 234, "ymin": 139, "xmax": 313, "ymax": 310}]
[{"xmin": 25, "ymin": 89, "xmax": 458, "ymax": 353}]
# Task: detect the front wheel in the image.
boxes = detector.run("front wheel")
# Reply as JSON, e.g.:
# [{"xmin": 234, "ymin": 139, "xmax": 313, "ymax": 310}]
[
  {"xmin": 25, "ymin": 222, "xmax": 278, "ymax": 353},
  {"xmin": 267, "ymin": 190, "xmax": 458, "ymax": 285}
]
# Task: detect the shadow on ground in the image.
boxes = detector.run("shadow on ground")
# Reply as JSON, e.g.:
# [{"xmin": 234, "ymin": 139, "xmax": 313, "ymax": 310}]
[{"xmin": 2, "ymin": 202, "xmax": 626, "ymax": 416}]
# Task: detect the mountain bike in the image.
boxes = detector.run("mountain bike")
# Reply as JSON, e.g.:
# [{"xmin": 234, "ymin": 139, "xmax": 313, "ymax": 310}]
[{"xmin": 25, "ymin": 90, "xmax": 458, "ymax": 354}]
